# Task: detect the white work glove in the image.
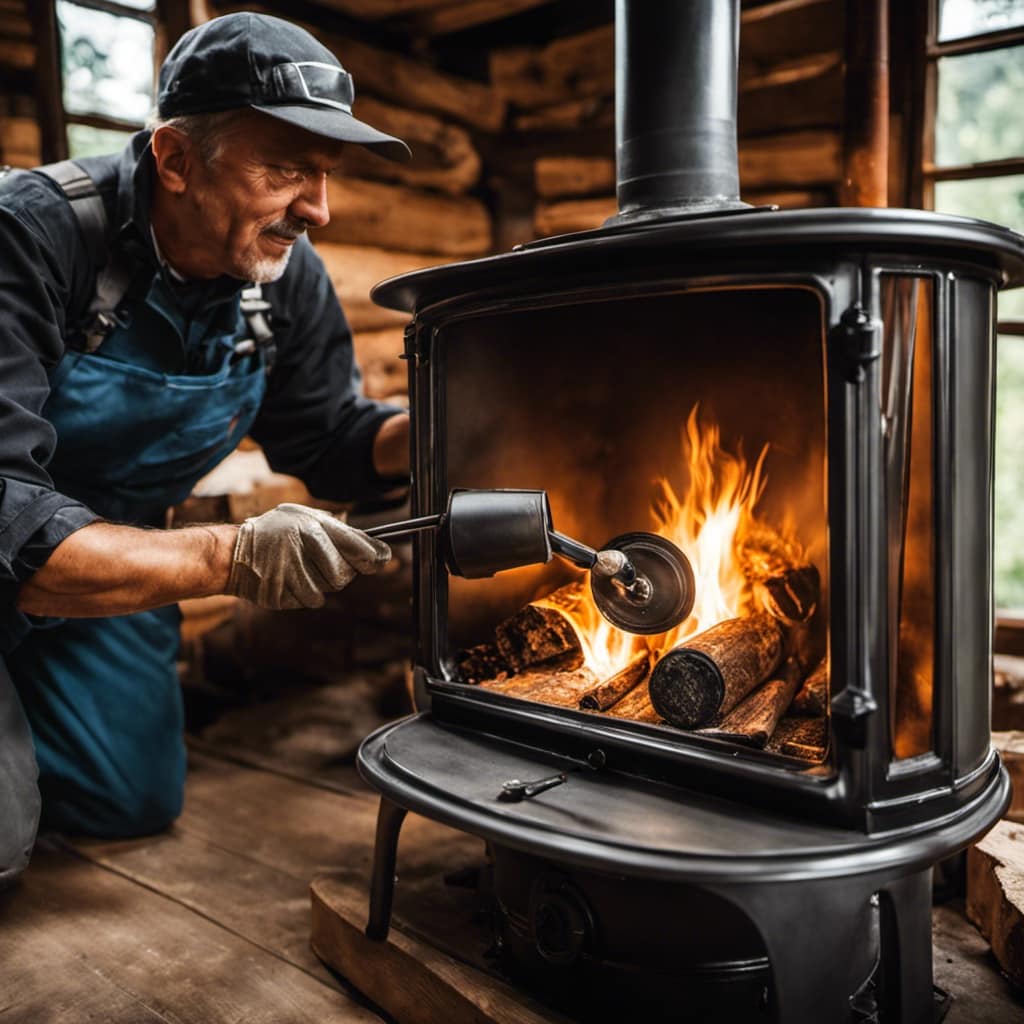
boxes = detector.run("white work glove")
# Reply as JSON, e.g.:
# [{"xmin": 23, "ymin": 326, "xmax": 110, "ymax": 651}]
[{"xmin": 226, "ymin": 503, "xmax": 391, "ymax": 610}]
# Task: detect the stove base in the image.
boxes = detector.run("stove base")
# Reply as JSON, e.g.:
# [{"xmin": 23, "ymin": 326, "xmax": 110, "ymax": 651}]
[{"xmin": 357, "ymin": 714, "xmax": 1010, "ymax": 1023}]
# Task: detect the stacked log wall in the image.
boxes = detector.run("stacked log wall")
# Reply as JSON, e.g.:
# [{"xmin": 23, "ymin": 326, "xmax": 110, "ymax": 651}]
[
  {"xmin": 495, "ymin": 0, "xmax": 847, "ymax": 240},
  {"xmin": 0, "ymin": 0, "xmax": 40, "ymax": 168}
]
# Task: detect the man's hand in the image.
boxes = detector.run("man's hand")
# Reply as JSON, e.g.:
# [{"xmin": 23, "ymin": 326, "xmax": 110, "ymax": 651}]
[{"xmin": 225, "ymin": 503, "xmax": 391, "ymax": 610}]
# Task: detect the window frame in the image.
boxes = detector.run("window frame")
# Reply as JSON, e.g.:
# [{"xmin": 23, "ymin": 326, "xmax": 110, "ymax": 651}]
[
  {"xmin": 915, "ymin": 2, "xmax": 1024, "ymax": 627},
  {"xmin": 34, "ymin": 0, "xmax": 188, "ymax": 162}
]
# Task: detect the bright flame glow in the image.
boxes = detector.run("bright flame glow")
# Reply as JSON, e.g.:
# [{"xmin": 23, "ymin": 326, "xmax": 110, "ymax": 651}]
[{"xmin": 541, "ymin": 405, "xmax": 806, "ymax": 676}]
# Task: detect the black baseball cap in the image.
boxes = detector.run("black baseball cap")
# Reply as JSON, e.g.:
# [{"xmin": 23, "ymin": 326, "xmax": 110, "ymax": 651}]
[{"xmin": 157, "ymin": 12, "xmax": 410, "ymax": 161}]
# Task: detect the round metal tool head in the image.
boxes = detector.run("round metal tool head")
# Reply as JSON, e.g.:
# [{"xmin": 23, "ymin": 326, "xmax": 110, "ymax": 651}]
[{"xmin": 590, "ymin": 533, "xmax": 695, "ymax": 635}]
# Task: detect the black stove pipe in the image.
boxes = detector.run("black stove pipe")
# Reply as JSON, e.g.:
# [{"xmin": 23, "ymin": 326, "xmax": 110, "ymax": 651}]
[{"xmin": 609, "ymin": 0, "xmax": 747, "ymax": 224}]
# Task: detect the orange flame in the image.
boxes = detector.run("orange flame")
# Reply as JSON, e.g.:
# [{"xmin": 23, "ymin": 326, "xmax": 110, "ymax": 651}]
[{"xmin": 542, "ymin": 405, "xmax": 803, "ymax": 677}]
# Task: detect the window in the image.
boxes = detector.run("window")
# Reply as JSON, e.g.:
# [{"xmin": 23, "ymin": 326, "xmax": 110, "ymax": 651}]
[
  {"xmin": 922, "ymin": 0, "xmax": 1024, "ymax": 610},
  {"xmin": 55, "ymin": 0, "xmax": 158, "ymax": 158}
]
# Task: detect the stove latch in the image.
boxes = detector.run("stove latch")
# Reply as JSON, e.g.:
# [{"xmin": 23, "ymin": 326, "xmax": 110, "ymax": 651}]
[
  {"xmin": 499, "ymin": 773, "xmax": 567, "ymax": 802},
  {"xmin": 498, "ymin": 749, "xmax": 606, "ymax": 802}
]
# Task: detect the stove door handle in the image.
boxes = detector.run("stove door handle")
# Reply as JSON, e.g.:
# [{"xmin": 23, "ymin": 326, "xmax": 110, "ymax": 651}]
[{"xmin": 499, "ymin": 773, "xmax": 567, "ymax": 802}]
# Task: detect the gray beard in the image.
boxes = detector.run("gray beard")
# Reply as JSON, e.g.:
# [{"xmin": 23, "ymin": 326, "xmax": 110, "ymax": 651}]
[{"xmin": 241, "ymin": 241, "xmax": 294, "ymax": 284}]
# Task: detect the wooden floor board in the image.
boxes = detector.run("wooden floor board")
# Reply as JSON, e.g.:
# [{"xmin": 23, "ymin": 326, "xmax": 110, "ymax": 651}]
[
  {"xmin": 4, "ymin": 737, "xmax": 1020, "ymax": 1024},
  {"xmin": 0, "ymin": 844, "xmax": 381, "ymax": 1024}
]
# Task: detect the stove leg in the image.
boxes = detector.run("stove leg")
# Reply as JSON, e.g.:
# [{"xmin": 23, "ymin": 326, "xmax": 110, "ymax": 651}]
[
  {"xmin": 876, "ymin": 868, "xmax": 934, "ymax": 1024},
  {"xmin": 719, "ymin": 877, "xmax": 878, "ymax": 1024},
  {"xmin": 365, "ymin": 797, "xmax": 408, "ymax": 941}
]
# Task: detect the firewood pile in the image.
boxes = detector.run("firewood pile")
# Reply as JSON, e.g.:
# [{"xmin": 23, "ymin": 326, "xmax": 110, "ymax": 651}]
[{"xmin": 456, "ymin": 527, "xmax": 830, "ymax": 764}]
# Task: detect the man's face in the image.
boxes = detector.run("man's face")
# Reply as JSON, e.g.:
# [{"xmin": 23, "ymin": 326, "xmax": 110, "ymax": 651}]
[{"xmin": 184, "ymin": 112, "xmax": 345, "ymax": 283}]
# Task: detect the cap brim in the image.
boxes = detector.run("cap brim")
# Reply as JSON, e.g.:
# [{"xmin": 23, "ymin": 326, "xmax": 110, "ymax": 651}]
[{"xmin": 251, "ymin": 103, "xmax": 411, "ymax": 162}]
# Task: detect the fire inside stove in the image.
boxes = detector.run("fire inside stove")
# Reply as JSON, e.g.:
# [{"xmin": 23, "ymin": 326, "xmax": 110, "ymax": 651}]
[
  {"xmin": 458, "ymin": 404, "xmax": 828, "ymax": 761},
  {"xmin": 440, "ymin": 279, "xmax": 935, "ymax": 769}
]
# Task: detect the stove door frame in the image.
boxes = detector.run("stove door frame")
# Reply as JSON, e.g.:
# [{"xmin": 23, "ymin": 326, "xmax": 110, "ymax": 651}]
[{"xmin": 400, "ymin": 253, "xmax": 1001, "ymax": 833}]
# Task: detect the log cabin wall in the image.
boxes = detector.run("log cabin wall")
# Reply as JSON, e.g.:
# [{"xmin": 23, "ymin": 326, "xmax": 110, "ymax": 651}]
[
  {"xmin": 2, "ymin": 0, "xmax": 882, "ymax": 679},
  {"xmin": 200, "ymin": 0, "xmax": 853, "ymax": 401},
  {"xmin": 0, "ymin": 0, "xmax": 42, "ymax": 168}
]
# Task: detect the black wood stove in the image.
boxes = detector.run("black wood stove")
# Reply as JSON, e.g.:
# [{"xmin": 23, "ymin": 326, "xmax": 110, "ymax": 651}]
[{"xmin": 356, "ymin": 3, "xmax": 1023, "ymax": 1021}]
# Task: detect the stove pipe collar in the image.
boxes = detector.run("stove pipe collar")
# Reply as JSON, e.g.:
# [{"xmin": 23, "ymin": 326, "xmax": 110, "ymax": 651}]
[{"xmin": 607, "ymin": 0, "xmax": 749, "ymax": 227}]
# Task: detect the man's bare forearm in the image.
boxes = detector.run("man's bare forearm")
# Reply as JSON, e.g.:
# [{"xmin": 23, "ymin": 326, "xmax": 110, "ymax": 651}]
[
  {"xmin": 16, "ymin": 521, "xmax": 240, "ymax": 618},
  {"xmin": 372, "ymin": 412, "xmax": 410, "ymax": 479}
]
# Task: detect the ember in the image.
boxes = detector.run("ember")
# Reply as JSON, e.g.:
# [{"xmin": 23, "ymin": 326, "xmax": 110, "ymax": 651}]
[{"xmin": 459, "ymin": 404, "xmax": 828, "ymax": 761}]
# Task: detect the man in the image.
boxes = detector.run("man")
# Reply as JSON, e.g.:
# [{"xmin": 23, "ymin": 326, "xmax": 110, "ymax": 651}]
[{"xmin": 0, "ymin": 12, "xmax": 413, "ymax": 885}]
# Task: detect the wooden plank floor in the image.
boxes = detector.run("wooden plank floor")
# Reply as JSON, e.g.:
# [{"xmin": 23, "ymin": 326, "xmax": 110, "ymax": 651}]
[{"xmin": 2, "ymin": 731, "xmax": 1022, "ymax": 1022}]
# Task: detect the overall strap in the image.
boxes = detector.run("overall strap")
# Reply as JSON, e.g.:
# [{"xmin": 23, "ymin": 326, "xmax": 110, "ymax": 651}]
[
  {"xmin": 36, "ymin": 160, "xmax": 132, "ymax": 354},
  {"xmin": 238, "ymin": 284, "xmax": 277, "ymax": 374}
]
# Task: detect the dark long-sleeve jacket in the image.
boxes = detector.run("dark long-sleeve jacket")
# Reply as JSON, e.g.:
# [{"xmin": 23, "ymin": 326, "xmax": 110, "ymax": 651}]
[{"xmin": 0, "ymin": 132, "xmax": 404, "ymax": 651}]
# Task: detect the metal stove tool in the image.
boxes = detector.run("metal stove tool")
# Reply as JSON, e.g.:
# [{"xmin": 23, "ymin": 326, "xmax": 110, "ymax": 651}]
[{"xmin": 364, "ymin": 488, "xmax": 694, "ymax": 636}]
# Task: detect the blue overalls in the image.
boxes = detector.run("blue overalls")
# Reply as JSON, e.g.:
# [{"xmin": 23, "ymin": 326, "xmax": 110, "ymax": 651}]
[{"xmin": 6, "ymin": 269, "xmax": 266, "ymax": 836}]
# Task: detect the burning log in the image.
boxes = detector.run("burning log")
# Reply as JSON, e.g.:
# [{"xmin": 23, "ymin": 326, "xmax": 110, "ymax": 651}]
[
  {"xmin": 494, "ymin": 588, "xmax": 584, "ymax": 672},
  {"xmin": 605, "ymin": 680, "xmax": 662, "ymax": 724},
  {"xmin": 791, "ymin": 658, "xmax": 828, "ymax": 716},
  {"xmin": 769, "ymin": 716, "xmax": 828, "ymax": 761},
  {"xmin": 579, "ymin": 652, "xmax": 650, "ymax": 711},
  {"xmin": 738, "ymin": 522, "xmax": 821, "ymax": 625},
  {"xmin": 755, "ymin": 565, "xmax": 820, "ymax": 625},
  {"xmin": 697, "ymin": 655, "xmax": 807, "ymax": 748},
  {"xmin": 455, "ymin": 642, "xmax": 509, "ymax": 684},
  {"xmin": 647, "ymin": 612, "xmax": 784, "ymax": 729},
  {"xmin": 480, "ymin": 667, "xmax": 597, "ymax": 707}
]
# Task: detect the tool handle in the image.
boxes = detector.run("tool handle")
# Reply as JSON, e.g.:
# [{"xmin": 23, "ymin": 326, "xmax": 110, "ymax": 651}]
[
  {"xmin": 364, "ymin": 514, "xmax": 444, "ymax": 541},
  {"xmin": 548, "ymin": 529, "xmax": 597, "ymax": 569}
]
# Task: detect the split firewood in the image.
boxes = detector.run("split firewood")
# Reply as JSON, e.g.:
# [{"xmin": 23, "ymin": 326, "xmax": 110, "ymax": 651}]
[
  {"xmin": 697, "ymin": 655, "xmax": 807, "ymax": 748},
  {"xmin": 480, "ymin": 667, "xmax": 597, "ymax": 707},
  {"xmin": 455, "ymin": 642, "xmax": 510, "ymax": 684},
  {"xmin": 579, "ymin": 652, "xmax": 650, "ymax": 712},
  {"xmin": 791, "ymin": 658, "xmax": 828, "ymax": 716},
  {"xmin": 768, "ymin": 716, "xmax": 828, "ymax": 761},
  {"xmin": 494, "ymin": 588, "xmax": 584, "ymax": 672},
  {"xmin": 604, "ymin": 680, "xmax": 662, "ymax": 724},
  {"xmin": 991, "ymin": 732, "xmax": 1024, "ymax": 823},
  {"xmin": 647, "ymin": 612, "xmax": 784, "ymax": 729},
  {"xmin": 738, "ymin": 523, "xmax": 820, "ymax": 625},
  {"xmin": 756, "ymin": 565, "xmax": 821, "ymax": 625},
  {"xmin": 966, "ymin": 820, "xmax": 1024, "ymax": 988}
]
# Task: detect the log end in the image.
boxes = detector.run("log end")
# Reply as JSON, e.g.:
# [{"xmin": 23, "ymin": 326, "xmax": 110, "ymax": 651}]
[{"xmin": 649, "ymin": 650, "xmax": 724, "ymax": 729}]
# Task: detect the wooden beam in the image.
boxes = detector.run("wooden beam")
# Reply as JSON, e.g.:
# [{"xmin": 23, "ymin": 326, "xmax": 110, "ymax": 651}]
[
  {"xmin": 26, "ymin": 0, "xmax": 65, "ymax": 163},
  {"xmin": 490, "ymin": 22, "xmax": 614, "ymax": 110},
  {"xmin": 534, "ymin": 195, "xmax": 616, "ymax": 237},
  {"xmin": 744, "ymin": 187, "xmax": 833, "ymax": 207},
  {"xmin": 315, "ymin": 242, "xmax": 454, "ymax": 330},
  {"xmin": 839, "ymin": 0, "xmax": 889, "ymax": 207},
  {"xmin": 331, "ymin": 33, "xmax": 505, "ymax": 131},
  {"xmin": 320, "ymin": 177, "xmax": 491, "ymax": 254},
  {"xmin": 534, "ymin": 155, "xmax": 614, "ymax": 199},
  {"xmin": 0, "ymin": 34, "xmax": 33, "ymax": 69},
  {"xmin": 740, "ymin": 0, "xmax": 842, "ymax": 73},
  {"xmin": 739, "ymin": 129, "xmax": 842, "ymax": 188},
  {"xmin": 341, "ymin": 95, "xmax": 482, "ymax": 195},
  {"xmin": 927, "ymin": 22, "xmax": 1024, "ymax": 58},
  {"xmin": 297, "ymin": 0, "xmax": 466, "ymax": 17},
  {"xmin": 213, "ymin": 4, "xmax": 505, "ymax": 131},
  {"xmin": 353, "ymin": 326, "xmax": 408, "ymax": 399},
  {"xmin": 407, "ymin": 0, "xmax": 553, "ymax": 36},
  {"xmin": 0, "ymin": 114, "xmax": 41, "ymax": 167},
  {"xmin": 925, "ymin": 156, "xmax": 1024, "ymax": 183},
  {"xmin": 739, "ymin": 55, "xmax": 842, "ymax": 136}
]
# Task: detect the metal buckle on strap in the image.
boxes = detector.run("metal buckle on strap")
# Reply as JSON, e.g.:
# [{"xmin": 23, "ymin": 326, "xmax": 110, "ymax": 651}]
[{"xmin": 236, "ymin": 284, "xmax": 276, "ymax": 372}]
